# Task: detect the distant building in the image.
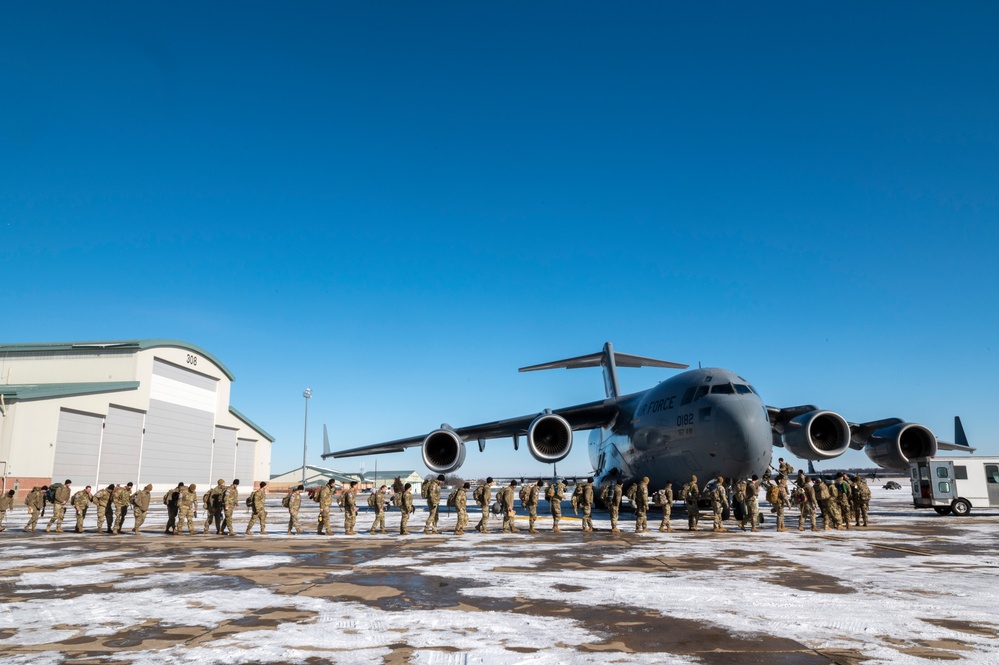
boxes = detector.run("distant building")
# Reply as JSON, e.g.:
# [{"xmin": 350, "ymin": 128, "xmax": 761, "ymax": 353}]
[
  {"xmin": 361, "ymin": 470, "xmax": 424, "ymax": 495},
  {"xmin": 269, "ymin": 464, "xmax": 359, "ymax": 490},
  {"xmin": 0, "ymin": 340, "xmax": 273, "ymax": 498}
]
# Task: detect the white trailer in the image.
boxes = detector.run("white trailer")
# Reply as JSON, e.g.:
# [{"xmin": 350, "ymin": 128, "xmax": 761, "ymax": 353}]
[{"xmin": 910, "ymin": 456, "xmax": 999, "ymax": 516}]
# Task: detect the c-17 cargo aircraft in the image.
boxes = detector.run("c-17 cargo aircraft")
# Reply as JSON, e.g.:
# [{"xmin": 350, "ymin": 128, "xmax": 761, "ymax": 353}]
[{"xmin": 324, "ymin": 342, "xmax": 973, "ymax": 489}]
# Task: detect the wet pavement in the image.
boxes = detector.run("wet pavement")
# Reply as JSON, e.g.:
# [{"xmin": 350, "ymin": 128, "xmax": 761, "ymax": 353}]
[{"xmin": 0, "ymin": 487, "xmax": 995, "ymax": 664}]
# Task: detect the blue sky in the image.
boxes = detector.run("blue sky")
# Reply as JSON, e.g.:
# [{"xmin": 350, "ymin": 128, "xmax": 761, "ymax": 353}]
[{"xmin": 3, "ymin": 3, "xmax": 997, "ymax": 478}]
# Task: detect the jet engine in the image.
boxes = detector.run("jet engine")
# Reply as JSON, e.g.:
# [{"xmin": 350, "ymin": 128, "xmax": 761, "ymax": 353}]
[
  {"xmin": 782, "ymin": 410, "xmax": 851, "ymax": 461},
  {"xmin": 421, "ymin": 428, "xmax": 466, "ymax": 474},
  {"xmin": 864, "ymin": 423, "xmax": 937, "ymax": 470},
  {"xmin": 528, "ymin": 412, "xmax": 573, "ymax": 464}
]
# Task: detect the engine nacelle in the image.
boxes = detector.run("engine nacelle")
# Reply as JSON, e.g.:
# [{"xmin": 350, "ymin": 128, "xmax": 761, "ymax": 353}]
[
  {"xmin": 528, "ymin": 413, "xmax": 573, "ymax": 464},
  {"xmin": 864, "ymin": 423, "xmax": 937, "ymax": 470},
  {"xmin": 421, "ymin": 429, "xmax": 466, "ymax": 474},
  {"xmin": 782, "ymin": 410, "xmax": 851, "ymax": 461}
]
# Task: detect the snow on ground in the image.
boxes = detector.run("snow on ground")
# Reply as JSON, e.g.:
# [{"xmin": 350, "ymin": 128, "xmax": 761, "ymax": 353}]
[{"xmin": 0, "ymin": 486, "xmax": 995, "ymax": 664}]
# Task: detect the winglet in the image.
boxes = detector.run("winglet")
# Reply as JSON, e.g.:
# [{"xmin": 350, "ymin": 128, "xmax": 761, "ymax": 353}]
[{"xmin": 519, "ymin": 341, "xmax": 687, "ymax": 399}]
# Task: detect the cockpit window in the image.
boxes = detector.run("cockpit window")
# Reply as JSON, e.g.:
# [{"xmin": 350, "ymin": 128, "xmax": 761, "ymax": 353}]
[
  {"xmin": 748, "ymin": 385, "xmax": 759, "ymax": 395},
  {"xmin": 734, "ymin": 384, "xmax": 752, "ymax": 395},
  {"xmin": 680, "ymin": 387, "xmax": 696, "ymax": 406},
  {"xmin": 694, "ymin": 385, "xmax": 709, "ymax": 401},
  {"xmin": 711, "ymin": 383, "xmax": 734, "ymax": 394}
]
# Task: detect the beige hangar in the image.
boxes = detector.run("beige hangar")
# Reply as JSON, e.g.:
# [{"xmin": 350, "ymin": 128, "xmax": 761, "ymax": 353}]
[{"xmin": 0, "ymin": 340, "xmax": 273, "ymax": 498}]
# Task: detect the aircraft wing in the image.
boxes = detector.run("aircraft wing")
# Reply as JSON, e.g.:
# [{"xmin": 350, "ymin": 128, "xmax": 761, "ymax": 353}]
[{"xmin": 327, "ymin": 398, "xmax": 618, "ymax": 459}]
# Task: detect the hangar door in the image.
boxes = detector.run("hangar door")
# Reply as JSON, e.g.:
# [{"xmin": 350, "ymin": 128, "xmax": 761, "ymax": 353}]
[
  {"xmin": 235, "ymin": 438, "xmax": 256, "ymax": 485},
  {"xmin": 211, "ymin": 426, "xmax": 238, "ymax": 481},
  {"xmin": 139, "ymin": 359, "xmax": 218, "ymax": 485},
  {"xmin": 52, "ymin": 409, "xmax": 104, "ymax": 487},
  {"xmin": 98, "ymin": 405, "xmax": 145, "ymax": 486}
]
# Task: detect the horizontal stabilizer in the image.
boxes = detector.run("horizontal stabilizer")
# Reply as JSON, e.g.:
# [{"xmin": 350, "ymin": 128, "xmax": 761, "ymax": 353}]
[{"xmin": 519, "ymin": 352, "xmax": 687, "ymax": 373}]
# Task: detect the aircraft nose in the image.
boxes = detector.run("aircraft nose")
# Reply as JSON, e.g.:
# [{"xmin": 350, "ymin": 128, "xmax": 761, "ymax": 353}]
[{"xmin": 710, "ymin": 397, "xmax": 771, "ymax": 463}]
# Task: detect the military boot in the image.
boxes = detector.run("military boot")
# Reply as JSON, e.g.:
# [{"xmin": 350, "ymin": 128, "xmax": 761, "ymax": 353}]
[
  {"xmin": 45, "ymin": 524, "xmax": 51, "ymax": 532},
  {"xmin": 260, "ymin": 530, "xmax": 267, "ymax": 535}
]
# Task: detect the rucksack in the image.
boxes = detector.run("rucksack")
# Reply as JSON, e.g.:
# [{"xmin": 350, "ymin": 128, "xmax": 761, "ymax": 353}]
[
  {"xmin": 600, "ymin": 485, "xmax": 610, "ymax": 503},
  {"xmin": 473, "ymin": 485, "xmax": 486, "ymax": 505},
  {"xmin": 625, "ymin": 484, "xmax": 638, "ymax": 502},
  {"xmin": 446, "ymin": 488, "xmax": 459, "ymax": 508},
  {"xmin": 336, "ymin": 493, "xmax": 344, "ymax": 507},
  {"xmin": 653, "ymin": 490, "xmax": 666, "ymax": 507},
  {"xmin": 766, "ymin": 483, "xmax": 780, "ymax": 504},
  {"xmin": 367, "ymin": 493, "xmax": 378, "ymax": 509},
  {"xmin": 245, "ymin": 492, "xmax": 254, "ymax": 508},
  {"xmin": 545, "ymin": 485, "xmax": 555, "ymax": 501},
  {"xmin": 391, "ymin": 492, "xmax": 403, "ymax": 508},
  {"xmin": 421, "ymin": 481, "xmax": 431, "ymax": 500},
  {"xmin": 46, "ymin": 483, "xmax": 60, "ymax": 503},
  {"xmin": 281, "ymin": 493, "xmax": 291, "ymax": 508},
  {"xmin": 518, "ymin": 486, "xmax": 529, "ymax": 505}
]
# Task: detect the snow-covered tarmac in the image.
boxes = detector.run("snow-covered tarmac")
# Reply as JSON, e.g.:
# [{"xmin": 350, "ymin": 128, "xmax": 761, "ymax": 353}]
[{"xmin": 0, "ymin": 487, "xmax": 996, "ymax": 664}]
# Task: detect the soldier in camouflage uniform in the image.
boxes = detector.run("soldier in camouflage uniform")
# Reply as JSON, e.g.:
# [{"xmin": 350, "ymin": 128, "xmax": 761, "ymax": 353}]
[
  {"xmin": 163, "ymin": 483, "xmax": 184, "ymax": 534},
  {"xmin": 815, "ymin": 478, "xmax": 835, "ymax": 530},
  {"xmin": 853, "ymin": 476, "xmax": 871, "ymax": 527},
  {"xmin": 132, "ymin": 484, "xmax": 152, "ymax": 534},
  {"xmin": 177, "ymin": 484, "xmax": 198, "ymax": 535},
  {"xmin": 400, "ymin": 483, "xmax": 414, "ymax": 535},
  {"xmin": 608, "ymin": 480, "xmax": 623, "ymax": 533},
  {"xmin": 710, "ymin": 476, "xmax": 729, "ymax": 532},
  {"xmin": 836, "ymin": 473, "xmax": 853, "ymax": 528},
  {"xmin": 657, "ymin": 482, "xmax": 674, "ymax": 532},
  {"xmin": 799, "ymin": 478, "xmax": 819, "ymax": 531},
  {"xmin": 287, "ymin": 484, "xmax": 303, "ymax": 535},
  {"xmin": 775, "ymin": 476, "xmax": 790, "ymax": 532},
  {"xmin": 46, "ymin": 479, "xmax": 72, "ymax": 533},
  {"xmin": 682, "ymin": 475, "xmax": 700, "ymax": 531},
  {"xmin": 93, "ymin": 484, "xmax": 113, "ymax": 534},
  {"xmin": 423, "ymin": 474, "xmax": 444, "ymax": 534},
  {"xmin": 744, "ymin": 476, "xmax": 760, "ymax": 532},
  {"xmin": 525, "ymin": 480, "xmax": 543, "ymax": 533},
  {"xmin": 499, "ymin": 480, "xmax": 519, "ymax": 534},
  {"xmin": 246, "ymin": 482, "xmax": 268, "ymax": 535},
  {"xmin": 70, "ymin": 485, "xmax": 92, "ymax": 533},
  {"xmin": 474, "ymin": 477, "xmax": 494, "ymax": 533},
  {"xmin": 550, "ymin": 479, "xmax": 566, "ymax": 532},
  {"xmin": 317, "ymin": 479, "xmax": 335, "ymax": 535},
  {"xmin": 580, "ymin": 478, "xmax": 595, "ymax": 532},
  {"xmin": 343, "ymin": 481, "xmax": 359, "ymax": 535},
  {"xmin": 222, "ymin": 479, "xmax": 240, "ymax": 536},
  {"xmin": 0, "ymin": 489, "xmax": 14, "ymax": 531},
  {"xmin": 369, "ymin": 485, "xmax": 388, "ymax": 534},
  {"xmin": 453, "ymin": 482, "xmax": 469, "ymax": 535},
  {"xmin": 635, "ymin": 477, "xmax": 650, "ymax": 533},
  {"xmin": 796, "ymin": 469, "xmax": 808, "ymax": 489},
  {"xmin": 204, "ymin": 480, "xmax": 225, "ymax": 534},
  {"xmin": 24, "ymin": 486, "xmax": 44, "ymax": 532},
  {"xmin": 827, "ymin": 477, "xmax": 845, "ymax": 529},
  {"xmin": 111, "ymin": 482, "xmax": 132, "ymax": 534}
]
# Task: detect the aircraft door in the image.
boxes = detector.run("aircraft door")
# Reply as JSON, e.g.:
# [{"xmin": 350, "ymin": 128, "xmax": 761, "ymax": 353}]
[
  {"xmin": 929, "ymin": 461, "xmax": 956, "ymax": 502},
  {"xmin": 986, "ymin": 464, "xmax": 999, "ymax": 506}
]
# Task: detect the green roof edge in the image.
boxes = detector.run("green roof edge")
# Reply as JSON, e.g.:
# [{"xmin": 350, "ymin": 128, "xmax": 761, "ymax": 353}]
[
  {"xmin": 0, "ymin": 339, "xmax": 236, "ymax": 381},
  {"xmin": 0, "ymin": 381, "xmax": 140, "ymax": 401},
  {"xmin": 229, "ymin": 406, "xmax": 275, "ymax": 442}
]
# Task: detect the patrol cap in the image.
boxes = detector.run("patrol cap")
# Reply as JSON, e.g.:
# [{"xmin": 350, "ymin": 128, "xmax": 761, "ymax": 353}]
[
  {"xmin": 217, "ymin": 479, "xmax": 225, "ymax": 486},
  {"xmin": 642, "ymin": 476, "xmax": 650, "ymax": 483},
  {"xmin": 144, "ymin": 484, "xmax": 153, "ymax": 491}
]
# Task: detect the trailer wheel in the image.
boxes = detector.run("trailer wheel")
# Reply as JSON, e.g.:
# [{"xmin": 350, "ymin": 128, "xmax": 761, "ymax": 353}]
[
  {"xmin": 933, "ymin": 506, "xmax": 952, "ymax": 516},
  {"xmin": 951, "ymin": 499, "xmax": 972, "ymax": 516}
]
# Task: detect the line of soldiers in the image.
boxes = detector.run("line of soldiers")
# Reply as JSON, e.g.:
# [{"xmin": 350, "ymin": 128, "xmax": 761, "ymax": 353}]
[{"xmin": 1, "ymin": 468, "xmax": 872, "ymax": 537}]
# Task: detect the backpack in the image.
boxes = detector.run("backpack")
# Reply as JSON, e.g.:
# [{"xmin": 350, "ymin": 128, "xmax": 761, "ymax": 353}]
[
  {"xmin": 46, "ymin": 483, "xmax": 60, "ymax": 503},
  {"xmin": 367, "ymin": 493, "xmax": 378, "ymax": 509},
  {"xmin": 446, "ymin": 488, "xmax": 459, "ymax": 508},
  {"xmin": 245, "ymin": 492, "xmax": 254, "ymax": 508},
  {"xmin": 859, "ymin": 483, "xmax": 871, "ymax": 501},
  {"xmin": 421, "ymin": 481, "xmax": 431, "ymax": 500},
  {"xmin": 766, "ymin": 483, "xmax": 780, "ymax": 505},
  {"xmin": 545, "ymin": 485, "xmax": 555, "ymax": 501},
  {"xmin": 281, "ymin": 493, "xmax": 291, "ymax": 508},
  {"xmin": 518, "ymin": 486, "xmax": 529, "ymax": 505},
  {"xmin": 310, "ymin": 487, "xmax": 321, "ymax": 503},
  {"xmin": 625, "ymin": 484, "xmax": 638, "ymax": 502},
  {"xmin": 473, "ymin": 485, "xmax": 486, "ymax": 505},
  {"xmin": 600, "ymin": 485, "xmax": 610, "ymax": 503},
  {"xmin": 653, "ymin": 490, "xmax": 666, "ymax": 507},
  {"xmin": 391, "ymin": 492, "xmax": 403, "ymax": 508}
]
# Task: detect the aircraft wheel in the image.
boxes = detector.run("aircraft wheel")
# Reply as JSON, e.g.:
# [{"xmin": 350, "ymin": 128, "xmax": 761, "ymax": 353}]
[
  {"xmin": 932, "ymin": 506, "xmax": 952, "ymax": 516},
  {"xmin": 951, "ymin": 499, "xmax": 972, "ymax": 516}
]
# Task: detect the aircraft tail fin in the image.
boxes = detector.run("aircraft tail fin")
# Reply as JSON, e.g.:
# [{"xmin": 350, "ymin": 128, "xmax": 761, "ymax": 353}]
[
  {"xmin": 323, "ymin": 424, "xmax": 331, "ymax": 458},
  {"xmin": 955, "ymin": 416, "xmax": 970, "ymax": 447},
  {"xmin": 519, "ymin": 341, "xmax": 688, "ymax": 399}
]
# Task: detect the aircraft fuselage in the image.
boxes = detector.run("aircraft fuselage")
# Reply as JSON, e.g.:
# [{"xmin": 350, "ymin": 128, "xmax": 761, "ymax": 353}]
[{"xmin": 588, "ymin": 368, "xmax": 772, "ymax": 489}]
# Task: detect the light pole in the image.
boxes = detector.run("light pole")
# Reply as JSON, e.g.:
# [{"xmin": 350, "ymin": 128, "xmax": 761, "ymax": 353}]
[{"xmin": 302, "ymin": 388, "xmax": 312, "ymax": 486}]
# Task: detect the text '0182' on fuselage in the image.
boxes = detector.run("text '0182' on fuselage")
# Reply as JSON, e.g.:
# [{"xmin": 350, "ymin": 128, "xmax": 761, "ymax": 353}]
[{"xmin": 588, "ymin": 368, "xmax": 773, "ymax": 489}]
